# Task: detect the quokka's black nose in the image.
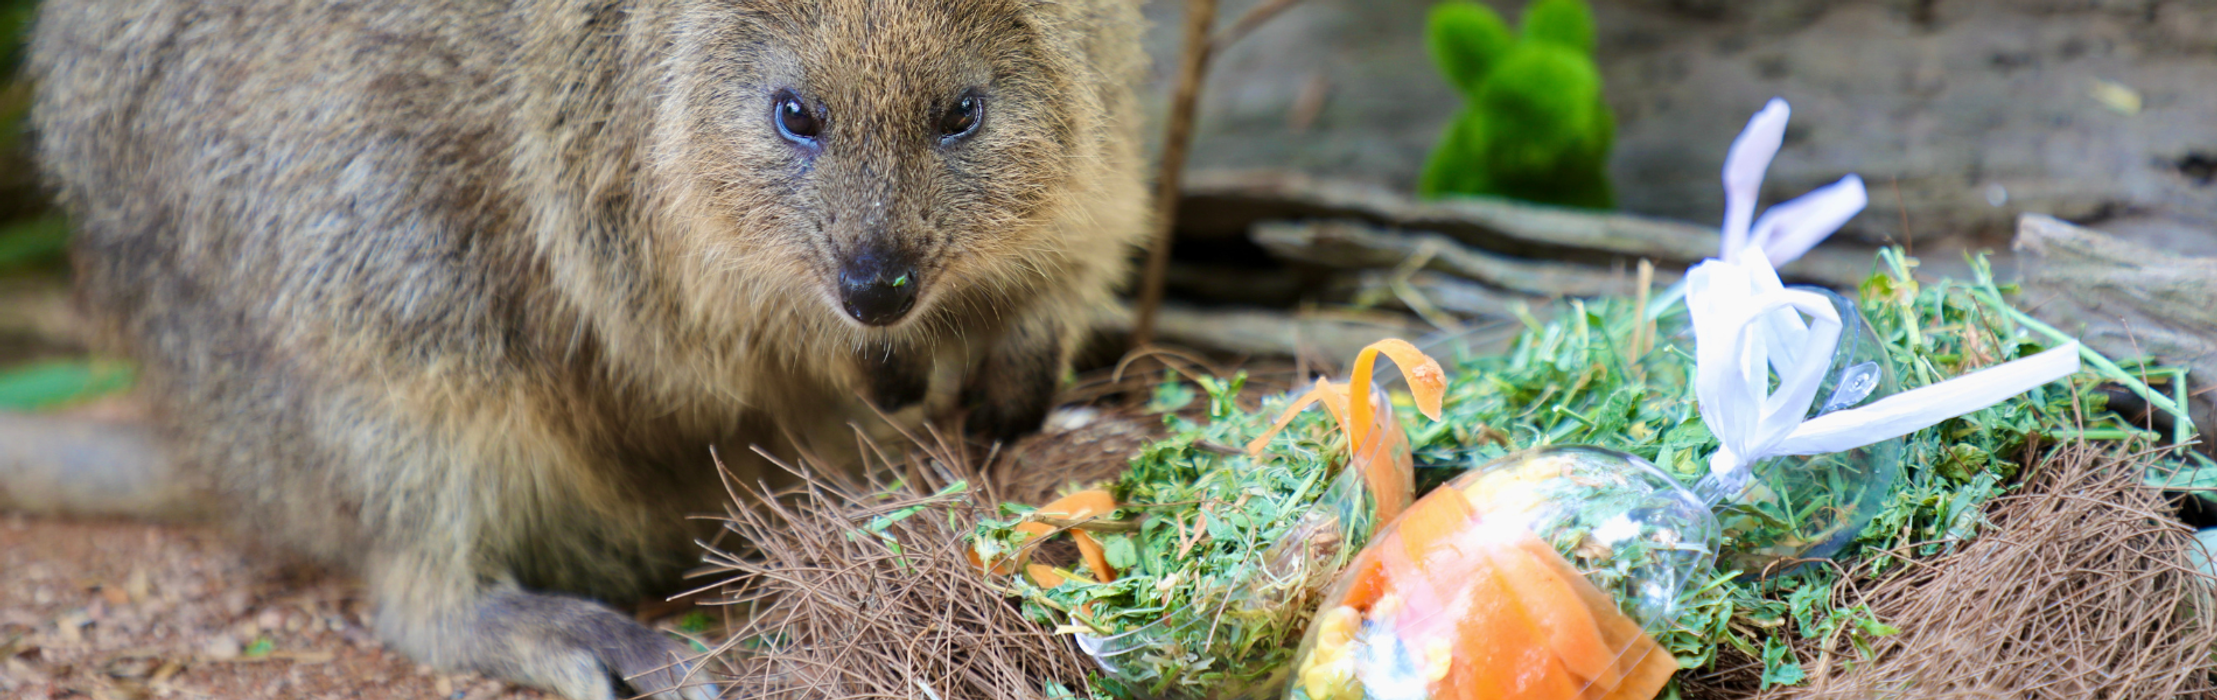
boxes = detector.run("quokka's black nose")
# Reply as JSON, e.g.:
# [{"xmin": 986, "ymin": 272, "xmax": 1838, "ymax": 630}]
[{"xmin": 838, "ymin": 253, "xmax": 919, "ymax": 326}]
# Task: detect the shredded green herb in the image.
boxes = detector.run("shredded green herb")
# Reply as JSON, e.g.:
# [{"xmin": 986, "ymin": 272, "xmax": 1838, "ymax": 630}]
[{"xmin": 976, "ymin": 247, "xmax": 2200, "ymax": 699}]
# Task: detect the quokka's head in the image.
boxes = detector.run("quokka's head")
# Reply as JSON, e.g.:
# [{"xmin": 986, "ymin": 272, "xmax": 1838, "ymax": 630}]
[{"xmin": 649, "ymin": 0, "xmax": 1102, "ymax": 339}]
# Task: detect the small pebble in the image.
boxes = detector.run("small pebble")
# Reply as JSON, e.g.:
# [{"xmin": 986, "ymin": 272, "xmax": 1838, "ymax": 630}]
[
  {"xmin": 124, "ymin": 569, "xmax": 152, "ymax": 601},
  {"xmin": 460, "ymin": 680, "xmax": 507, "ymax": 700},
  {"xmin": 53, "ymin": 611, "xmax": 89, "ymax": 644},
  {"xmin": 222, "ymin": 590, "xmax": 252, "ymax": 616},
  {"xmin": 202, "ymin": 634, "xmax": 242, "ymax": 660}
]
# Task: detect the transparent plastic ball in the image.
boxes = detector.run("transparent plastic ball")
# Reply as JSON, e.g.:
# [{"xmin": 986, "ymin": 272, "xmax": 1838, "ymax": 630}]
[
  {"xmin": 1078, "ymin": 386, "xmax": 1404, "ymax": 700},
  {"xmin": 1711, "ymin": 287, "xmax": 1903, "ymax": 575},
  {"xmin": 1284, "ymin": 446, "xmax": 1715, "ymax": 700}
]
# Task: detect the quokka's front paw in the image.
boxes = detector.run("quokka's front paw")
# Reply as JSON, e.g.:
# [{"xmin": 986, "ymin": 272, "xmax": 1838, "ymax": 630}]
[{"xmin": 961, "ymin": 318, "xmax": 1064, "ymax": 444}]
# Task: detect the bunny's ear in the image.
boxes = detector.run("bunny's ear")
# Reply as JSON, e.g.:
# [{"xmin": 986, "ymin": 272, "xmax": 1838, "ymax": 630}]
[
  {"xmin": 1427, "ymin": 0, "xmax": 1514, "ymax": 95},
  {"xmin": 1522, "ymin": 0, "xmax": 1597, "ymax": 56}
]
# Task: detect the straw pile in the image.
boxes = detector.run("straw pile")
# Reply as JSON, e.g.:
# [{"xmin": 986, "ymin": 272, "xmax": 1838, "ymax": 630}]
[
  {"xmin": 694, "ymin": 431, "xmax": 1096, "ymax": 700},
  {"xmin": 1675, "ymin": 442, "xmax": 2217, "ymax": 699}
]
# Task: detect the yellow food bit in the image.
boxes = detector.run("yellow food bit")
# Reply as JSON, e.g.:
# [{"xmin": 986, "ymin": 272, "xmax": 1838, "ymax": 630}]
[
  {"xmin": 1420, "ymin": 636, "xmax": 1454, "ymax": 683},
  {"xmin": 1299, "ymin": 605, "xmax": 1367, "ymax": 700}
]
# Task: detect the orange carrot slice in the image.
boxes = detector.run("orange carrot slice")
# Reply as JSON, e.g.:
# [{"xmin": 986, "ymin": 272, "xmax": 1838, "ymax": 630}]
[
  {"xmin": 1069, "ymin": 530, "xmax": 1117, "ymax": 583},
  {"xmin": 1510, "ymin": 534, "xmax": 1679, "ymax": 700},
  {"xmin": 967, "ymin": 545, "xmax": 1016, "ymax": 576},
  {"xmin": 1033, "ymin": 489, "xmax": 1121, "ymax": 583},
  {"xmin": 973, "ymin": 489, "xmax": 1123, "ymax": 583},
  {"xmin": 1033, "ymin": 489, "xmax": 1117, "ymax": 520},
  {"xmin": 1243, "ymin": 339, "xmax": 1447, "ymax": 536},
  {"xmin": 1246, "ymin": 338, "xmax": 1439, "ymax": 460},
  {"xmin": 1484, "ymin": 530, "xmax": 1618, "ymax": 690},
  {"xmin": 1026, "ymin": 563, "xmax": 1069, "ymax": 588},
  {"xmin": 1315, "ymin": 382, "xmax": 1352, "ymax": 434},
  {"xmin": 1346, "ymin": 339, "xmax": 1441, "ymax": 527},
  {"xmin": 1447, "ymin": 554, "xmax": 1570, "ymax": 700}
]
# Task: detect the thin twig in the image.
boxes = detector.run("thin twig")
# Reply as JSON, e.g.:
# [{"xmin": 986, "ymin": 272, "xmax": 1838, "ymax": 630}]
[
  {"xmin": 1130, "ymin": 0, "xmax": 1221, "ymax": 348},
  {"xmin": 1211, "ymin": 0, "xmax": 1307, "ymax": 53}
]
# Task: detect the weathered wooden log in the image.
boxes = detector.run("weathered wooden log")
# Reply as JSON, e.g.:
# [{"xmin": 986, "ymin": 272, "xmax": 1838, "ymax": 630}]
[
  {"xmin": 1161, "ymin": 262, "xmax": 1312, "ymax": 307},
  {"xmin": 2013, "ymin": 214, "xmax": 2216, "ymax": 453},
  {"xmin": 1252, "ymin": 218, "xmax": 1670, "ymax": 299},
  {"xmin": 1342, "ymin": 270, "xmax": 1540, "ymax": 323},
  {"xmin": 1181, "ymin": 169, "xmax": 1877, "ymax": 289},
  {"xmin": 1096, "ymin": 300, "xmax": 1434, "ymax": 365}
]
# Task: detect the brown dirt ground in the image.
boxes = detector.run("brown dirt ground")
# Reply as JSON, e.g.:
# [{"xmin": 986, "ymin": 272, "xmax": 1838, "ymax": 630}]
[
  {"xmin": 0, "ymin": 401, "xmax": 1169, "ymax": 700},
  {"xmin": 0, "ymin": 511, "xmax": 586, "ymax": 700},
  {"xmin": 0, "ymin": 355, "xmax": 736, "ymax": 700}
]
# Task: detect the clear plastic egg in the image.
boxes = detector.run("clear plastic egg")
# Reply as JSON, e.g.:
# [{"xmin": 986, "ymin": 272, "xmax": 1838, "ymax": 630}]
[
  {"xmin": 1711, "ymin": 287, "xmax": 1903, "ymax": 575},
  {"xmin": 1285, "ymin": 446, "xmax": 1716, "ymax": 700},
  {"xmin": 1078, "ymin": 386, "xmax": 1405, "ymax": 700}
]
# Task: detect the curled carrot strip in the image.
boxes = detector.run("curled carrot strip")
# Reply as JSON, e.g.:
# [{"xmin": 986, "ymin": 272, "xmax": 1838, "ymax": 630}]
[
  {"xmin": 1242, "ymin": 339, "xmax": 1448, "ymax": 534},
  {"xmin": 1245, "ymin": 378, "xmax": 1355, "ymax": 458},
  {"xmin": 974, "ymin": 488, "xmax": 1124, "ymax": 584},
  {"xmin": 1246, "ymin": 377, "xmax": 1333, "ymax": 458},
  {"xmin": 1070, "ymin": 530, "xmax": 1117, "ymax": 584},
  {"xmin": 1353, "ymin": 398, "xmax": 1413, "ymax": 527},
  {"xmin": 1033, "ymin": 490, "xmax": 1121, "ymax": 583},
  {"xmin": 1033, "ymin": 489, "xmax": 1118, "ymax": 521},
  {"xmin": 1345, "ymin": 339, "xmax": 1447, "ymax": 451}
]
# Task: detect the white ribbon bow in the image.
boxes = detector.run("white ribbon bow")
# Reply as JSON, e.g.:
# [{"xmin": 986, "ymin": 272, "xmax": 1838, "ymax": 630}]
[
  {"xmin": 1687, "ymin": 251, "xmax": 2083, "ymax": 482},
  {"xmin": 1688, "ymin": 98, "xmax": 2084, "ymax": 486},
  {"xmin": 1719, "ymin": 98, "xmax": 1869, "ymax": 269}
]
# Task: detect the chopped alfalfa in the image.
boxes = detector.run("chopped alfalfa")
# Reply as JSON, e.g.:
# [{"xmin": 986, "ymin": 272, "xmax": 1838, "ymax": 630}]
[{"xmin": 964, "ymin": 246, "xmax": 2202, "ymax": 699}]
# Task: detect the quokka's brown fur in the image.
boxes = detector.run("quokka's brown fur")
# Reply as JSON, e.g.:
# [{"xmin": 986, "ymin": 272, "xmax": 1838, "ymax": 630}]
[{"xmin": 25, "ymin": 0, "xmax": 1148, "ymax": 697}]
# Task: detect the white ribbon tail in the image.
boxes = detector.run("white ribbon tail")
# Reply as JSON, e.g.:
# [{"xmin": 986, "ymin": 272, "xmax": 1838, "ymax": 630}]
[
  {"xmin": 1747, "ymin": 174, "xmax": 1868, "ymax": 267},
  {"xmin": 1719, "ymin": 98, "xmax": 1791, "ymax": 262},
  {"xmin": 1774, "ymin": 342, "xmax": 2083, "ymax": 455}
]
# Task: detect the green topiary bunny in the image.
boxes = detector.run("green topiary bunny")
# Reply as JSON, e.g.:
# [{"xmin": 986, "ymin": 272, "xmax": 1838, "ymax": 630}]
[{"xmin": 1418, "ymin": 0, "xmax": 1615, "ymax": 210}]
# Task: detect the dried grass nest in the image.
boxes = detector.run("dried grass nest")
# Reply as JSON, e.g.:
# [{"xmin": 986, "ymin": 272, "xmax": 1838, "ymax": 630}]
[{"xmin": 688, "ymin": 412, "xmax": 2217, "ymax": 700}]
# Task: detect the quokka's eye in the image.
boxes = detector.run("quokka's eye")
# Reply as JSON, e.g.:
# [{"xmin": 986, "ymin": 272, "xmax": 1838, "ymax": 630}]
[
  {"xmin": 938, "ymin": 92, "xmax": 983, "ymax": 143},
  {"xmin": 773, "ymin": 90, "xmax": 821, "ymax": 143}
]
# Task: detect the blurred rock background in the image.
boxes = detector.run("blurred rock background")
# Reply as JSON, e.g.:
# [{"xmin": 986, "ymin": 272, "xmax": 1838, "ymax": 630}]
[{"xmin": 1136, "ymin": 0, "xmax": 2217, "ymax": 261}]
